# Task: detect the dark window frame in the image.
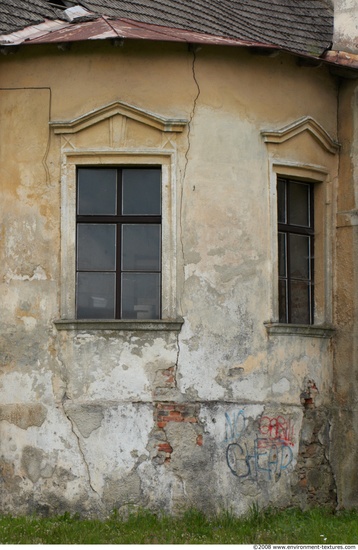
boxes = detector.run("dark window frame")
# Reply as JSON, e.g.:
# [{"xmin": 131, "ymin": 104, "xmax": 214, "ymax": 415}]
[
  {"xmin": 277, "ymin": 177, "xmax": 314, "ymax": 325},
  {"xmin": 76, "ymin": 166, "xmax": 162, "ymax": 320}
]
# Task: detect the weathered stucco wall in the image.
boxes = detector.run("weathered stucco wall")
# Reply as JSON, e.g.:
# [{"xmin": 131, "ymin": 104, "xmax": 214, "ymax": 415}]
[
  {"xmin": 333, "ymin": 0, "xmax": 358, "ymax": 52},
  {"xmin": 331, "ymin": 78, "xmax": 358, "ymax": 509},
  {"xmin": 0, "ymin": 40, "xmax": 341, "ymax": 516}
]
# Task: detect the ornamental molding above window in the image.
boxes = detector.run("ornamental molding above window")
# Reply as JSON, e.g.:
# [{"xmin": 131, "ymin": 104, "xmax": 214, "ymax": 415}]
[
  {"xmin": 50, "ymin": 100, "xmax": 188, "ymax": 135},
  {"xmin": 261, "ymin": 116, "xmax": 340, "ymax": 155}
]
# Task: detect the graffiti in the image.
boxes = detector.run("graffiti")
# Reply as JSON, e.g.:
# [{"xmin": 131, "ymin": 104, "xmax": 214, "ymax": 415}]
[
  {"xmin": 226, "ymin": 438, "xmax": 293, "ymax": 481},
  {"xmin": 224, "ymin": 410, "xmax": 246, "ymax": 442},
  {"xmin": 259, "ymin": 415, "xmax": 294, "ymax": 446},
  {"xmin": 224, "ymin": 411, "xmax": 294, "ymax": 481}
]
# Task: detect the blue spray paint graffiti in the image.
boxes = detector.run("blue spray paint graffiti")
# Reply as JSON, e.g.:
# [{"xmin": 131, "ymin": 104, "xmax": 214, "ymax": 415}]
[
  {"xmin": 224, "ymin": 411, "xmax": 294, "ymax": 481},
  {"xmin": 224, "ymin": 410, "xmax": 246, "ymax": 442}
]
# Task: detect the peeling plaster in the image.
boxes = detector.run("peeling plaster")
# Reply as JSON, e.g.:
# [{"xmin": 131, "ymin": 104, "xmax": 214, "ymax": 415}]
[
  {"xmin": 0, "ymin": 41, "xmax": 340, "ymax": 516},
  {"xmin": 4, "ymin": 266, "xmax": 47, "ymax": 283}
]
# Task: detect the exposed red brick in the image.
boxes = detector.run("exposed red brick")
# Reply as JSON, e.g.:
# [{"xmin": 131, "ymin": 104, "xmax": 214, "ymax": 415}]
[
  {"xmin": 305, "ymin": 398, "xmax": 313, "ymax": 405},
  {"xmin": 168, "ymin": 410, "xmax": 182, "ymax": 417},
  {"xmin": 157, "ymin": 421, "xmax": 166, "ymax": 428},
  {"xmin": 155, "ymin": 403, "xmax": 200, "ymax": 427},
  {"xmin": 196, "ymin": 434, "xmax": 203, "ymax": 446},
  {"xmin": 161, "ymin": 368, "xmax": 176, "ymax": 387},
  {"xmin": 159, "ymin": 404, "xmax": 176, "ymax": 411},
  {"xmin": 158, "ymin": 443, "xmax": 173, "ymax": 453},
  {"xmin": 162, "ymin": 367, "xmax": 174, "ymax": 376}
]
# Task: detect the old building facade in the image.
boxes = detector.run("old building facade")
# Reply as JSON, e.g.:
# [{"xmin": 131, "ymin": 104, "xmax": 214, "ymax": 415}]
[{"xmin": 0, "ymin": 0, "xmax": 358, "ymax": 516}]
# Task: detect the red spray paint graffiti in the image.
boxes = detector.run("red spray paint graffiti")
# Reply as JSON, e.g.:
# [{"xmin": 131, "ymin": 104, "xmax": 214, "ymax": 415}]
[{"xmin": 259, "ymin": 415, "xmax": 294, "ymax": 446}]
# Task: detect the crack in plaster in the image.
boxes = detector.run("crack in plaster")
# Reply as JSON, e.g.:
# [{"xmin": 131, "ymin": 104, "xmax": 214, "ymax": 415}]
[
  {"xmin": 174, "ymin": 331, "xmax": 181, "ymax": 391},
  {"xmin": 174, "ymin": 46, "xmax": 200, "ymax": 389},
  {"xmin": 0, "ymin": 86, "xmax": 52, "ymax": 186},
  {"xmin": 60, "ymin": 391, "xmax": 103, "ymax": 507},
  {"xmin": 179, "ymin": 45, "xmax": 201, "ymax": 277},
  {"xmin": 328, "ymin": 418, "xmax": 339, "ymax": 508},
  {"xmin": 53, "ymin": 340, "xmax": 101, "ymax": 500},
  {"xmin": 184, "ymin": 45, "xmax": 201, "ymax": 174}
]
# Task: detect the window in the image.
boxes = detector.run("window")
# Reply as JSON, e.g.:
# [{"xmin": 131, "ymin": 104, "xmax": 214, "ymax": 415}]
[
  {"xmin": 76, "ymin": 167, "xmax": 161, "ymax": 320},
  {"xmin": 277, "ymin": 177, "xmax": 314, "ymax": 324}
]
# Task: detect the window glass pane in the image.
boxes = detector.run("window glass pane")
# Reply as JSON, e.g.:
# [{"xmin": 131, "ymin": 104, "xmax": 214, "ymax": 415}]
[
  {"xmin": 77, "ymin": 272, "xmax": 115, "ymax": 319},
  {"xmin": 78, "ymin": 169, "xmax": 117, "ymax": 215},
  {"xmin": 278, "ymin": 279, "xmax": 288, "ymax": 323},
  {"xmin": 290, "ymin": 280, "xmax": 310, "ymax": 324},
  {"xmin": 122, "ymin": 169, "xmax": 161, "ymax": 215},
  {"xmin": 121, "ymin": 273, "xmax": 160, "ymax": 319},
  {"xmin": 277, "ymin": 179, "xmax": 286, "ymax": 224},
  {"xmin": 289, "ymin": 234, "xmax": 310, "ymax": 279},
  {"xmin": 289, "ymin": 182, "xmax": 309, "ymax": 227},
  {"xmin": 122, "ymin": 224, "xmax": 161, "ymax": 271},
  {"xmin": 278, "ymin": 232, "xmax": 286, "ymax": 277},
  {"xmin": 77, "ymin": 224, "xmax": 116, "ymax": 271}
]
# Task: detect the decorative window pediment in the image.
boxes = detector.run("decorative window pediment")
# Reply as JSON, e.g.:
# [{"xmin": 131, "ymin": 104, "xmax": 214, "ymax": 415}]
[
  {"xmin": 261, "ymin": 116, "xmax": 339, "ymax": 155},
  {"xmin": 50, "ymin": 100, "xmax": 188, "ymax": 135}
]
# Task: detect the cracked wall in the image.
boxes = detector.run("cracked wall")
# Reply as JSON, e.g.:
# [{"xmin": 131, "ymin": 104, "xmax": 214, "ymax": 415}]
[{"xmin": 0, "ymin": 40, "xmax": 342, "ymax": 516}]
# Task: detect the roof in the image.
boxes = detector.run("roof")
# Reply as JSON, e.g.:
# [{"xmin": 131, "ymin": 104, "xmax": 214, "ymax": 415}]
[{"xmin": 0, "ymin": 0, "xmax": 333, "ymax": 58}]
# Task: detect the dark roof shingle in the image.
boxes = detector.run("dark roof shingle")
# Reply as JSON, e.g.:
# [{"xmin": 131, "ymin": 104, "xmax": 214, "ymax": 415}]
[{"xmin": 0, "ymin": 0, "xmax": 333, "ymax": 57}]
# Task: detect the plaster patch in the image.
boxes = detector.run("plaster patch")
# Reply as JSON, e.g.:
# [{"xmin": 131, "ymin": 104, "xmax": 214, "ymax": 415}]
[
  {"xmin": 0, "ymin": 459, "xmax": 22, "ymax": 492},
  {"xmin": 185, "ymin": 250, "xmax": 201, "ymax": 265},
  {"xmin": 103, "ymin": 470, "xmax": 142, "ymax": 509},
  {"xmin": 208, "ymin": 247, "xmax": 226, "ymax": 257},
  {"xmin": 21, "ymin": 316, "xmax": 37, "ymax": 331},
  {"xmin": 213, "ymin": 264, "xmax": 243, "ymax": 283},
  {"xmin": 231, "ymin": 373, "xmax": 270, "ymax": 401},
  {"xmin": 272, "ymin": 378, "xmax": 291, "ymax": 395},
  {"xmin": 0, "ymin": 403, "xmax": 47, "ymax": 429},
  {"xmin": 64, "ymin": 403, "xmax": 104, "ymax": 438},
  {"xmin": 21, "ymin": 446, "xmax": 53, "ymax": 484},
  {"xmin": 240, "ymin": 352, "xmax": 267, "ymax": 375}
]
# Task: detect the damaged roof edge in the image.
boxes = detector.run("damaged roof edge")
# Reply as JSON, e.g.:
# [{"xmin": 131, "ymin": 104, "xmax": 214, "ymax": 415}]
[
  {"xmin": 0, "ymin": 15, "xmax": 284, "ymax": 50},
  {"xmin": 0, "ymin": 14, "xmax": 356, "ymax": 72},
  {"xmin": 322, "ymin": 50, "xmax": 358, "ymax": 70}
]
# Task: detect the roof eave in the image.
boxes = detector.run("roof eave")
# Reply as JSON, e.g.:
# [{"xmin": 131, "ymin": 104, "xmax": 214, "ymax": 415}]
[
  {"xmin": 1, "ymin": 15, "xmax": 351, "ymax": 72},
  {"xmin": 0, "ymin": 16, "xmax": 282, "ymax": 51}
]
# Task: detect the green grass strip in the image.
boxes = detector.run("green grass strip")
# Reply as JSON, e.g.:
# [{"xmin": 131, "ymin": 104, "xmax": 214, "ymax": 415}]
[{"xmin": 0, "ymin": 507, "xmax": 357, "ymax": 544}]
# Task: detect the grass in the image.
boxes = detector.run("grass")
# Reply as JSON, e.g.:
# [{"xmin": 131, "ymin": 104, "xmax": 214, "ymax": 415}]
[{"xmin": 0, "ymin": 507, "xmax": 357, "ymax": 544}]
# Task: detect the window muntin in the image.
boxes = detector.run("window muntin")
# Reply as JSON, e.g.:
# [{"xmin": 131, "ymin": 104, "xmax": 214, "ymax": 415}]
[
  {"xmin": 76, "ymin": 167, "xmax": 161, "ymax": 320},
  {"xmin": 277, "ymin": 177, "xmax": 314, "ymax": 324}
]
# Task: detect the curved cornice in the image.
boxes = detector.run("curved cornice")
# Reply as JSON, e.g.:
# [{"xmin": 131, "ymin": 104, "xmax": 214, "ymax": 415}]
[
  {"xmin": 261, "ymin": 116, "xmax": 340, "ymax": 154},
  {"xmin": 50, "ymin": 100, "xmax": 188, "ymax": 134}
]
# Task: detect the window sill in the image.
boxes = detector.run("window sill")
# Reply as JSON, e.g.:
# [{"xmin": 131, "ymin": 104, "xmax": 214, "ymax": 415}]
[
  {"xmin": 264, "ymin": 322, "xmax": 335, "ymax": 339},
  {"xmin": 54, "ymin": 318, "xmax": 184, "ymax": 332}
]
